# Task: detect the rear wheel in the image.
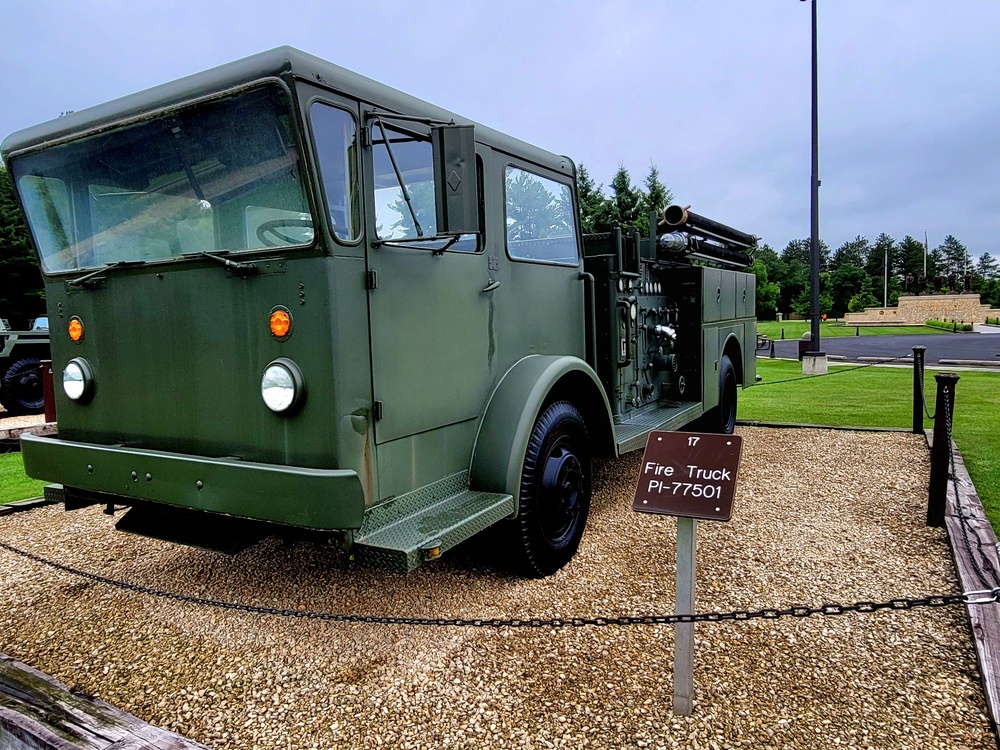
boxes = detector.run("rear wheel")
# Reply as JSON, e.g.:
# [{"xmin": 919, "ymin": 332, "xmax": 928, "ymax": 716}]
[
  {"xmin": 707, "ymin": 354, "xmax": 738, "ymax": 435},
  {"xmin": 0, "ymin": 358, "xmax": 44, "ymax": 415},
  {"xmin": 509, "ymin": 400, "xmax": 592, "ymax": 577}
]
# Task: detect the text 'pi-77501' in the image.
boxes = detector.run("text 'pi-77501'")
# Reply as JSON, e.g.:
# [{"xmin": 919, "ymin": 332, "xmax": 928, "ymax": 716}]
[{"xmin": 633, "ymin": 431, "xmax": 743, "ymax": 521}]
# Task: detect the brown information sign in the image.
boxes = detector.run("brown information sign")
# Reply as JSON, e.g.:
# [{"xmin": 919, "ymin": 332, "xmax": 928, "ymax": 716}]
[{"xmin": 633, "ymin": 431, "xmax": 743, "ymax": 521}]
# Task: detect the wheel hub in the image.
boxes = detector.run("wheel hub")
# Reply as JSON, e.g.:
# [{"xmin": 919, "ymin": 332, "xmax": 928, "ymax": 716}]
[{"xmin": 540, "ymin": 447, "xmax": 583, "ymax": 540}]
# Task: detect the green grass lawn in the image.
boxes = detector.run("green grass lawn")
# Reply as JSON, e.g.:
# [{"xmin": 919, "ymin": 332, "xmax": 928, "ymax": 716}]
[
  {"xmin": 742, "ymin": 358, "xmax": 1000, "ymax": 530},
  {"xmin": 0, "ymin": 452, "xmax": 46, "ymax": 504},
  {"xmin": 756, "ymin": 320, "xmax": 949, "ymax": 340}
]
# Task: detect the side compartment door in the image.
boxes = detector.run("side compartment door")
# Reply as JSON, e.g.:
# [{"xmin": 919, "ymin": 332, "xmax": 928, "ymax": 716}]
[{"xmin": 363, "ymin": 116, "xmax": 493, "ymax": 444}]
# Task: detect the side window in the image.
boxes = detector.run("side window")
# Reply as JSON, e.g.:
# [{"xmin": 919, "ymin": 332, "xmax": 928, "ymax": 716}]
[
  {"xmin": 370, "ymin": 121, "xmax": 478, "ymax": 252},
  {"xmin": 504, "ymin": 167, "xmax": 578, "ymax": 265},
  {"xmin": 310, "ymin": 102, "xmax": 361, "ymax": 242}
]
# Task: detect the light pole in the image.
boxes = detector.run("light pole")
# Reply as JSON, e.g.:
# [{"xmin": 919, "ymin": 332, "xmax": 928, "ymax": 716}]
[
  {"xmin": 884, "ymin": 245, "xmax": 888, "ymax": 307},
  {"xmin": 802, "ymin": 0, "xmax": 823, "ymax": 357}
]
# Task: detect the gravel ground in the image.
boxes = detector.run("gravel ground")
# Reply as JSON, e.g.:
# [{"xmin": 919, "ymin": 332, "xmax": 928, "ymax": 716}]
[
  {"xmin": 0, "ymin": 411, "xmax": 46, "ymax": 430},
  {"xmin": 0, "ymin": 427, "xmax": 993, "ymax": 749}
]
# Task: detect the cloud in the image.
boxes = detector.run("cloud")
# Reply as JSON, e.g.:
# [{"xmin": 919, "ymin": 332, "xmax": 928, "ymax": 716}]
[{"xmin": 2, "ymin": 0, "xmax": 999, "ymax": 259}]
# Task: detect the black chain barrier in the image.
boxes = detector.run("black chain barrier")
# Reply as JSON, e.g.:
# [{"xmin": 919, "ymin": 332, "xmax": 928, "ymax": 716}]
[
  {"xmin": 918, "ymin": 361, "xmax": 935, "ymax": 420},
  {"xmin": 748, "ymin": 353, "xmax": 913, "ymax": 388},
  {"xmin": 0, "ymin": 535, "xmax": 996, "ymax": 628}
]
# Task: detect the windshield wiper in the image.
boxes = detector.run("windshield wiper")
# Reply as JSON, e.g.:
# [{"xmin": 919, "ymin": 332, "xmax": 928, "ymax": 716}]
[
  {"xmin": 66, "ymin": 260, "xmax": 145, "ymax": 288},
  {"xmin": 186, "ymin": 251, "xmax": 258, "ymax": 276}
]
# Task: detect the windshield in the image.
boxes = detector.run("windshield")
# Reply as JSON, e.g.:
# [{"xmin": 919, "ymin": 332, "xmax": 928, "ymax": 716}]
[{"xmin": 10, "ymin": 83, "xmax": 313, "ymax": 273}]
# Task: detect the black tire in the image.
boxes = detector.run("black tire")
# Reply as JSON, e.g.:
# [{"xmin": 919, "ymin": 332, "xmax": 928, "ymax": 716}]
[
  {"xmin": 709, "ymin": 354, "xmax": 738, "ymax": 435},
  {"xmin": 510, "ymin": 400, "xmax": 592, "ymax": 577},
  {"xmin": 0, "ymin": 358, "xmax": 44, "ymax": 415}
]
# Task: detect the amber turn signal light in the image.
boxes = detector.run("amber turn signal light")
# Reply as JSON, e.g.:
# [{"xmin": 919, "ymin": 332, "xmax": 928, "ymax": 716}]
[
  {"xmin": 68, "ymin": 317, "xmax": 84, "ymax": 342},
  {"xmin": 269, "ymin": 308, "xmax": 292, "ymax": 340}
]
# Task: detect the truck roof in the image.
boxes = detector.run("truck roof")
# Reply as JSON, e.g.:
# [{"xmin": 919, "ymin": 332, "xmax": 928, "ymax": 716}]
[{"xmin": 1, "ymin": 46, "xmax": 575, "ymax": 179}]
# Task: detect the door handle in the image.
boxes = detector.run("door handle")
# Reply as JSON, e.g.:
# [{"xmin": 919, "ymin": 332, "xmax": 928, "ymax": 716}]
[{"xmin": 481, "ymin": 280, "xmax": 501, "ymax": 293}]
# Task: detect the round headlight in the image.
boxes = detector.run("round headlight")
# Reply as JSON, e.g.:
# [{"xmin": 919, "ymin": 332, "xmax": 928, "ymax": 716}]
[
  {"xmin": 261, "ymin": 359, "xmax": 303, "ymax": 413},
  {"xmin": 62, "ymin": 358, "xmax": 94, "ymax": 402}
]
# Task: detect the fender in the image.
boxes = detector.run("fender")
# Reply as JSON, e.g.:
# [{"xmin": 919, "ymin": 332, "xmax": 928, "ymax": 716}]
[
  {"xmin": 720, "ymin": 331, "xmax": 746, "ymax": 385},
  {"xmin": 469, "ymin": 354, "xmax": 615, "ymax": 512}
]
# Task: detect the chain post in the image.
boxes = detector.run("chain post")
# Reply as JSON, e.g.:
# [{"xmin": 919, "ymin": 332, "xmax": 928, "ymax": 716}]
[
  {"xmin": 912, "ymin": 346, "xmax": 926, "ymax": 434},
  {"xmin": 928, "ymin": 372, "xmax": 960, "ymax": 527}
]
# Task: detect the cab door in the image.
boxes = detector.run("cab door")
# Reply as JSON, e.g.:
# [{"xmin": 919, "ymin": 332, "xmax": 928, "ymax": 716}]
[{"xmin": 363, "ymin": 116, "xmax": 493, "ymax": 445}]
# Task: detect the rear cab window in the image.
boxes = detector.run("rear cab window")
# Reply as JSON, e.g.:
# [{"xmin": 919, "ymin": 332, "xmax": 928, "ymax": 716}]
[{"xmin": 504, "ymin": 166, "xmax": 578, "ymax": 265}]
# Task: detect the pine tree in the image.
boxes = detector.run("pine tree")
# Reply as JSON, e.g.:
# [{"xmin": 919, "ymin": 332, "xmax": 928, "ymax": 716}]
[
  {"xmin": 937, "ymin": 235, "xmax": 970, "ymax": 278},
  {"xmin": 0, "ymin": 166, "xmax": 45, "ymax": 329},
  {"xmin": 829, "ymin": 236, "xmax": 869, "ymax": 271},
  {"xmin": 975, "ymin": 252, "xmax": 999, "ymax": 281},
  {"xmin": 639, "ymin": 163, "xmax": 672, "ymax": 225},
  {"xmin": 865, "ymin": 233, "xmax": 897, "ymax": 281},
  {"xmin": 576, "ymin": 164, "xmax": 610, "ymax": 235},
  {"xmin": 608, "ymin": 164, "xmax": 644, "ymax": 233}
]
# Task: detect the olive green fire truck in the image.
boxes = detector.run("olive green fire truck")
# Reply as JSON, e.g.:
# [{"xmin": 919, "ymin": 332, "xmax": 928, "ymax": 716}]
[{"xmin": 2, "ymin": 47, "xmax": 755, "ymax": 576}]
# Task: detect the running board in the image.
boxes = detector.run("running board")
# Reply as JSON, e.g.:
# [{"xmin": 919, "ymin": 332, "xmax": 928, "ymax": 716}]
[
  {"xmin": 354, "ymin": 471, "xmax": 514, "ymax": 571},
  {"xmin": 614, "ymin": 401, "xmax": 704, "ymax": 453}
]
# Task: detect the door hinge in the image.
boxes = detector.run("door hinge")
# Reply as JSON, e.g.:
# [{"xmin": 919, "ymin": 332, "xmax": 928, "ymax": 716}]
[
  {"xmin": 366, "ymin": 270, "xmax": 378, "ymax": 290},
  {"xmin": 373, "ymin": 401, "xmax": 383, "ymax": 421},
  {"xmin": 360, "ymin": 126, "xmax": 372, "ymax": 148}
]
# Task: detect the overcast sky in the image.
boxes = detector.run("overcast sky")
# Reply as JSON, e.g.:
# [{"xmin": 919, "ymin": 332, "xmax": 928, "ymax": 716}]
[{"xmin": 2, "ymin": 0, "xmax": 998, "ymax": 261}]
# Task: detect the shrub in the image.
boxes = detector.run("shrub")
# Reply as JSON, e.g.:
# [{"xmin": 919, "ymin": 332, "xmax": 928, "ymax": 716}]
[{"xmin": 925, "ymin": 318, "xmax": 973, "ymax": 332}]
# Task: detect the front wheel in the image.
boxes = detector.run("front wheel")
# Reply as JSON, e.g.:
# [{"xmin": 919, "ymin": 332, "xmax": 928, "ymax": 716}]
[{"xmin": 509, "ymin": 400, "xmax": 592, "ymax": 577}]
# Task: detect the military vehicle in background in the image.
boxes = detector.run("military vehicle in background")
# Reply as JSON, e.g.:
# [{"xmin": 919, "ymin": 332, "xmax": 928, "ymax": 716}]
[
  {"xmin": 0, "ymin": 316, "xmax": 49, "ymax": 415},
  {"xmin": 2, "ymin": 47, "xmax": 755, "ymax": 576}
]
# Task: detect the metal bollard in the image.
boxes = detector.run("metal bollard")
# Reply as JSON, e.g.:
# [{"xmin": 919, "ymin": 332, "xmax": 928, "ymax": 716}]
[
  {"xmin": 769, "ymin": 339, "xmax": 775, "ymax": 358},
  {"xmin": 911, "ymin": 346, "xmax": 926, "ymax": 435},
  {"xmin": 780, "ymin": 328, "xmax": 785, "ymax": 340},
  {"xmin": 927, "ymin": 372, "xmax": 960, "ymax": 527},
  {"xmin": 855, "ymin": 326, "xmax": 860, "ymax": 337}
]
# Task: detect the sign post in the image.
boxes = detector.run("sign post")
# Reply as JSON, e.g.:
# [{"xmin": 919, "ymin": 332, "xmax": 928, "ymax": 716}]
[
  {"xmin": 633, "ymin": 431, "xmax": 743, "ymax": 716},
  {"xmin": 674, "ymin": 516, "xmax": 696, "ymax": 715}
]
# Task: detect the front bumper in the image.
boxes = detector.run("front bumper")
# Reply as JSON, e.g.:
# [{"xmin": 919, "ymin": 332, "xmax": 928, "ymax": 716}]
[{"xmin": 20, "ymin": 433, "xmax": 365, "ymax": 531}]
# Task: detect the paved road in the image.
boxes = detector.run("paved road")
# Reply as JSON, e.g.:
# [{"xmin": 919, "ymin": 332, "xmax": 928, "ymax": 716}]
[{"xmin": 767, "ymin": 332, "xmax": 1000, "ymax": 364}]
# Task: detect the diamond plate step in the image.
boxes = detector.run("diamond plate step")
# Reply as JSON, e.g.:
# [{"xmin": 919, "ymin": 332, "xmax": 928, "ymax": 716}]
[
  {"xmin": 614, "ymin": 401, "xmax": 704, "ymax": 453},
  {"xmin": 355, "ymin": 471, "xmax": 514, "ymax": 571}
]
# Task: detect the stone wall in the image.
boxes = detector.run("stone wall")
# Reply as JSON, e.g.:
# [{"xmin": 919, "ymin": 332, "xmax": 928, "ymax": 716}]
[{"xmin": 844, "ymin": 294, "xmax": 993, "ymax": 326}]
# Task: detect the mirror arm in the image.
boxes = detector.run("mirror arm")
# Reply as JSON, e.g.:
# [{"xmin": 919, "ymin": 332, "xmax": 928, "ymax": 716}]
[
  {"xmin": 370, "ymin": 115, "xmax": 423, "ymax": 238},
  {"xmin": 367, "ymin": 110, "xmax": 455, "ymax": 127}
]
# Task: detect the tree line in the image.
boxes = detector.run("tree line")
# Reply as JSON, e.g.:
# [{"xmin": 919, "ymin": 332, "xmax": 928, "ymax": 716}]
[
  {"xmin": 752, "ymin": 233, "xmax": 1000, "ymax": 320},
  {"xmin": 2, "ymin": 160, "xmax": 997, "ymax": 327},
  {"xmin": 576, "ymin": 163, "xmax": 999, "ymax": 318}
]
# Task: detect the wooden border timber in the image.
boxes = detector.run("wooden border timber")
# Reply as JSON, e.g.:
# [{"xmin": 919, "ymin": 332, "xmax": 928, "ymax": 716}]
[
  {"xmin": 934, "ymin": 430, "xmax": 1000, "ymax": 740},
  {"xmin": 0, "ymin": 421, "xmax": 57, "ymax": 443},
  {"xmin": 0, "ymin": 653, "xmax": 211, "ymax": 749}
]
